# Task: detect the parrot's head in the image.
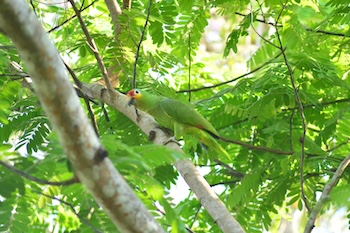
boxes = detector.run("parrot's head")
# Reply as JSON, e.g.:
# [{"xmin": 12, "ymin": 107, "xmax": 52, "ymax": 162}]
[{"xmin": 127, "ymin": 89, "xmax": 142, "ymax": 106}]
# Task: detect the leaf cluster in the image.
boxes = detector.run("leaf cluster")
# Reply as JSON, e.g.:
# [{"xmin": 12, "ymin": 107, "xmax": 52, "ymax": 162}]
[{"xmin": 1, "ymin": 0, "xmax": 350, "ymax": 232}]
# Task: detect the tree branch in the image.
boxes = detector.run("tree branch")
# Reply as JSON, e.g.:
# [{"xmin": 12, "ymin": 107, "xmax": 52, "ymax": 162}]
[
  {"xmin": 104, "ymin": 0, "xmax": 122, "ymax": 29},
  {"xmin": 286, "ymin": 97, "xmax": 350, "ymax": 110},
  {"xmin": 247, "ymin": 5, "xmax": 280, "ymax": 50},
  {"xmin": 123, "ymin": 0, "xmax": 132, "ymax": 10},
  {"xmin": 0, "ymin": 160, "xmax": 79, "ymax": 186},
  {"xmin": 67, "ymin": 0, "xmax": 114, "ymax": 93},
  {"xmin": 0, "ymin": 1, "xmax": 165, "ymax": 232},
  {"xmin": 1, "ymin": 1, "xmax": 246, "ymax": 232},
  {"xmin": 187, "ymin": 33, "xmax": 192, "ymax": 102},
  {"xmin": 215, "ymin": 96, "xmax": 350, "ymax": 130},
  {"xmin": 29, "ymin": 0, "xmax": 37, "ymax": 16},
  {"xmin": 132, "ymin": 0, "xmax": 152, "ymax": 88},
  {"xmin": 218, "ymin": 136, "xmax": 294, "ymax": 155},
  {"xmin": 234, "ymin": 12, "xmax": 349, "ymax": 38},
  {"xmin": 64, "ymin": 61, "xmax": 99, "ymax": 136},
  {"xmin": 327, "ymin": 138, "xmax": 350, "ymax": 152},
  {"xmin": 177, "ymin": 49, "xmax": 285, "ymax": 93},
  {"xmin": 47, "ymin": 0, "xmax": 99, "ymax": 33},
  {"xmin": 304, "ymin": 154, "xmax": 350, "ymax": 233},
  {"xmin": 210, "ymin": 180, "xmax": 239, "ymax": 187},
  {"xmin": 214, "ymin": 159, "xmax": 245, "ymax": 179},
  {"xmin": 274, "ymin": 1, "xmax": 311, "ymax": 212},
  {"xmin": 81, "ymin": 82, "xmax": 246, "ymax": 233},
  {"xmin": 190, "ymin": 204, "xmax": 202, "ymax": 230},
  {"xmin": 33, "ymin": 191, "xmax": 102, "ymax": 233}
]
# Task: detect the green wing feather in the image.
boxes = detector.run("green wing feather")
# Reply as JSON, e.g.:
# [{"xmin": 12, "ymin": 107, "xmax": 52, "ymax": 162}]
[{"xmin": 158, "ymin": 98, "xmax": 219, "ymax": 137}]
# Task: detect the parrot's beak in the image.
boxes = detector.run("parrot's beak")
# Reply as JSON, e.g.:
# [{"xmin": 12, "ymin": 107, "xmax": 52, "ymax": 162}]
[{"xmin": 128, "ymin": 97, "xmax": 135, "ymax": 106}]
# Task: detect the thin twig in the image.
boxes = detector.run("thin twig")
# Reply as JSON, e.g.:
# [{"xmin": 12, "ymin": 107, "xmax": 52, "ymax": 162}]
[
  {"xmin": 304, "ymin": 154, "xmax": 350, "ymax": 233},
  {"xmin": 4, "ymin": 60, "xmax": 100, "ymax": 135},
  {"xmin": 33, "ymin": 191, "xmax": 102, "ymax": 233},
  {"xmin": 132, "ymin": 0, "xmax": 152, "ymax": 88},
  {"xmin": 289, "ymin": 109, "xmax": 295, "ymax": 152},
  {"xmin": 0, "ymin": 160, "xmax": 79, "ymax": 186},
  {"xmin": 255, "ymin": 0, "xmax": 266, "ymax": 22},
  {"xmin": 210, "ymin": 181, "xmax": 239, "ymax": 187},
  {"xmin": 114, "ymin": 53, "xmax": 129, "ymax": 78},
  {"xmin": 177, "ymin": 49, "xmax": 285, "ymax": 93},
  {"xmin": 47, "ymin": 0, "xmax": 99, "ymax": 33},
  {"xmin": 64, "ymin": 60, "xmax": 82, "ymax": 88},
  {"xmin": 235, "ymin": 11, "xmax": 279, "ymax": 27},
  {"xmin": 218, "ymin": 136, "xmax": 294, "ymax": 155},
  {"xmin": 214, "ymin": 159, "xmax": 245, "ymax": 178},
  {"xmin": 155, "ymin": 204, "xmax": 195, "ymax": 233},
  {"xmin": 274, "ymin": 0, "xmax": 311, "ymax": 212},
  {"xmin": 276, "ymin": 0, "xmax": 288, "ymax": 23},
  {"xmin": 234, "ymin": 12, "xmax": 349, "ymax": 38},
  {"xmin": 0, "ymin": 45, "xmax": 16, "ymax": 50},
  {"xmin": 64, "ymin": 61, "xmax": 99, "ymax": 136},
  {"xmin": 327, "ymin": 139, "xmax": 350, "ymax": 152},
  {"xmin": 0, "ymin": 73, "xmax": 29, "ymax": 80},
  {"xmin": 189, "ymin": 204, "xmax": 202, "ymax": 229},
  {"xmin": 188, "ymin": 33, "xmax": 192, "ymax": 102},
  {"xmin": 215, "ymin": 96, "xmax": 350, "ymax": 131},
  {"xmin": 67, "ymin": 0, "xmax": 113, "ymax": 92},
  {"xmin": 247, "ymin": 7, "xmax": 279, "ymax": 50},
  {"xmin": 29, "ymin": 0, "xmax": 37, "ymax": 16},
  {"xmin": 285, "ymin": 97, "xmax": 350, "ymax": 111}
]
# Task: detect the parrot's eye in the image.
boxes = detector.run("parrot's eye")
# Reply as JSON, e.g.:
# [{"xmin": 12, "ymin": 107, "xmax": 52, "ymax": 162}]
[{"xmin": 134, "ymin": 90, "xmax": 140, "ymax": 94}]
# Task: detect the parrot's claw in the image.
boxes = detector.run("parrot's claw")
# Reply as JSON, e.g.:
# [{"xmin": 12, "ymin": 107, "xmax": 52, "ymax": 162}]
[{"xmin": 164, "ymin": 136, "xmax": 181, "ymax": 146}]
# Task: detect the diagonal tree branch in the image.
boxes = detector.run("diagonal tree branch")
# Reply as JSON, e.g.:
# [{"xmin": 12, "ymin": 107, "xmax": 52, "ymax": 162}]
[
  {"xmin": 81, "ymin": 82, "xmax": 246, "ymax": 233},
  {"xmin": 304, "ymin": 154, "xmax": 350, "ymax": 233},
  {"xmin": 0, "ymin": 1, "xmax": 165, "ymax": 232}
]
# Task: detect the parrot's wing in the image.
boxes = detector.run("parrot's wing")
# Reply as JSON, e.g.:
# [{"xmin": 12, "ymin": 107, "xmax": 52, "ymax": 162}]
[{"xmin": 159, "ymin": 98, "xmax": 219, "ymax": 136}]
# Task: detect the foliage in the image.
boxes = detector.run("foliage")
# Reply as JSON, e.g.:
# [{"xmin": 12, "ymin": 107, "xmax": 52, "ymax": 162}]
[{"xmin": 1, "ymin": 0, "xmax": 350, "ymax": 232}]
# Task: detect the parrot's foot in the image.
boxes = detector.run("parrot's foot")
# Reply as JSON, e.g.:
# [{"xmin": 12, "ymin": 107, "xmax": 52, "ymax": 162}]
[
  {"xmin": 148, "ymin": 131, "xmax": 180, "ymax": 146},
  {"xmin": 149, "ymin": 130, "xmax": 156, "ymax": 141},
  {"xmin": 100, "ymin": 87, "xmax": 107, "ymax": 98},
  {"xmin": 164, "ymin": 136, "xmax": 181, "ymax": 146},
  {"xmin": 156, "ymin": 126, "xmax": 174, "ymax": 137}
]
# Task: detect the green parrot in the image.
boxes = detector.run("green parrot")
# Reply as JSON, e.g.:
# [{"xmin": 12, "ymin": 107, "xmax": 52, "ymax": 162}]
[{"xmin": 127, "ymin": 89, "xmax": 230, "ymax": 159}]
